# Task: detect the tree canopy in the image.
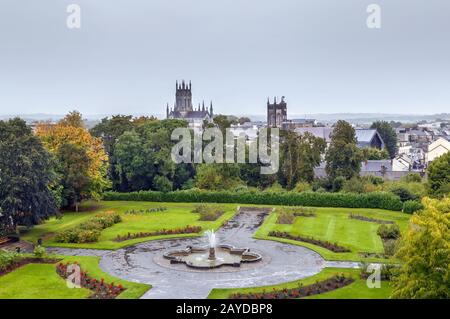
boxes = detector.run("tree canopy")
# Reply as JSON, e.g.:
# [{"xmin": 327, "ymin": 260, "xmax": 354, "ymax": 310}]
[
  {"xmin": 370, "ymin": 121, "xmax": 398, "ymax": 158},
  {"xmin": 427, "ymin": 151, "xmax": 450, "ymax": 198},
  {"xmin": 325, "ymin": 120, "xmax": 363, "ymax": 180},
  {"xmin": 0, "ymin": 118, "xmax": 57, "ymax": 235},
  {"xmin": 392, "ymin": 197, "xmax": 450, "ymax": 299},
  {"xmin": 35, "ymin": 112, "xmax": 110, "ymax": 206}
]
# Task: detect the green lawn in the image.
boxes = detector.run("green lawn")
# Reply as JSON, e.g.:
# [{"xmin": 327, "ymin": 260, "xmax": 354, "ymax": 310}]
[
  {"xmin": 208, "ymin": 268, "xmax": 392, "ymax": 299},
  {"xmin": 20, "ymin": 201, "xmax": 239, "ymax": 250},
  {"xmin": 0, "ymin": 255, "xmax": 150, "ymax": 299},
  {"xmin": 254, "ymin": 207, "xmax": 410, "ymax": 262}
]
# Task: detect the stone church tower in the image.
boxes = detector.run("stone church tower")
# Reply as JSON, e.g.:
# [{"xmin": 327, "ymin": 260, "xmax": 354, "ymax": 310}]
[
  {"xmin": 166, "ymin": 81, "xmax": 213, "ymax": 127},
  {"xmin": 267, "ymin": 96, "xmax": 287, "ymax": 127}
]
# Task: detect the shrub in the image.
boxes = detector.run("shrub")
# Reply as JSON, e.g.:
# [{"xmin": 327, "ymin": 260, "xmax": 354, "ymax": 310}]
[
  {"xmin": 403, "ymin": 200, "xmax": 424, "ymax": 214},
  {"xmin": 389, "ymin": 186, "xmax": 419, "ymax": 202},
  {"xmin": 0, "ymin": 250, "xmax": 22, "ymax": 272},
  {"xmin": 377, "ymin": 224, "xmax": 401, "ymax": 240},
  {"xmin": 103, "ymin": 190, "xmax": 404, "ymax": 211},
  {"xmin": 294, "ymin": 182, "xmax": 312, "ymax": 192},
  {"xmin": 33, "ymin": 245, "xmax": 46, "ymax": 258},
  {"xmin": 342, "ymin": 177, "xmax": 365, "ymax": 194},
  {"xmin": 401, "ymin": 173, "xmax": 422, "ymax": 183},
  {"xmin": 55, "ymin": 211, "xmax": 120, "ymax": 243},
  {"xmin": 277, "ymin": 212, "xmax": 295, "ymax": 224}
]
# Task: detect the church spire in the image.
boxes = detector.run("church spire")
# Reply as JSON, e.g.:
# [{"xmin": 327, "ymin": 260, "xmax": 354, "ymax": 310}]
[{"xmin": 209, "ymin": 101, "xmax": 213, "ymax": 117}]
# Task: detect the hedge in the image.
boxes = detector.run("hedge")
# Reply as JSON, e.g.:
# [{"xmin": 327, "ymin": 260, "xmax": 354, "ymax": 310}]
[{"xmin": 103, "ymin": 190, "xmax": 403, "ymax": 211}]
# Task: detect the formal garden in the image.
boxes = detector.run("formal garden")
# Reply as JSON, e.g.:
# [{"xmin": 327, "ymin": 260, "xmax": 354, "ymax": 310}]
[
  {"xmin": 0, "ymin": 197, "xmax": 420, "ymax": 299},
  {"xmin": 1, "ymin": 114, "xmax": 448, "ymax": 299}
]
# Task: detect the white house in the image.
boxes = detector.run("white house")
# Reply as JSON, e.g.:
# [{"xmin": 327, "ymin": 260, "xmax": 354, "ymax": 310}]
[{"xmin": 426, "ymin": 137, "xmax": 450, "ymax": 163}]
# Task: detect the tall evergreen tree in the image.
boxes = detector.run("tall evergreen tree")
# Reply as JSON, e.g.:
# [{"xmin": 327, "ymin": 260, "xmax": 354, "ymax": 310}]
[{"xmin": 0, "ymin": 118, "xmax": 57, "ymax": 235}]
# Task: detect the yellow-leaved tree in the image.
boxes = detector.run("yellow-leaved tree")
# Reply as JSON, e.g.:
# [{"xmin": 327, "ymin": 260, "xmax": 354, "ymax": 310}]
[
  {"xmin": 391, "ymin": 197, "xmax": 450, "ymax": 299},
  {"xmin": 35, "ymin": 111, "xmax": 110, "ymax": 210}
]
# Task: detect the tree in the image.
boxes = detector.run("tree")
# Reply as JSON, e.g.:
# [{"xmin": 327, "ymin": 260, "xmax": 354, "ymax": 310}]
[
  {"xmin": 427, "ymin": 151, "xmax": 450, "ymax": 198},
  {"xmin": 370, "ymin": 121, "xmax": 398, "ymax": 158},
  {"xmin": 114, "ymin": 119, "xmax": 194, "ymax": 192},
  {"xmin": 213, "ymin": 115, "xmax": 234, "ymax": 133},
  {"xmin": 35, "ymin": 112, "xmax": 110, "ymax": 206},
  {"xmin": 56, "ymin": 143, "xmax": 91, "ymax": 212},
  {"xmin": 90, "ymin": 115, "xmax": 134, "ymax": 191},
  {"xmin": 362, "ymin": 147, "xmax": 390, "ymax": 160},
  {"xmin": 238, "ymin": 117, "xmax": 251, "ymax": 125},
  {"xmin": 325, "ymin": 120, "xmax": 363, "ymax": 180},
  {"xmin": 279, "ymin": 131, "xmax": 326, "ymax": 189},
  {"xmin": 195, "ymin": 164, "xmax": 243, "ymax": 191},
  {"xmin": 391, "ymin": 197, "xmax": 450, "ymax": 299},
  {"xmin": 0, "ymin": 119, "xmax": 57, "ymax": 235},
  {"xmin": 59, "ymin": 110, "xmax": 84, "ymax": 128}
]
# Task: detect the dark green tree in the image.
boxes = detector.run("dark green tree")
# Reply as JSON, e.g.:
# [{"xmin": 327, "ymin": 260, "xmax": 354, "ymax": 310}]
[
  {"xmin": 90, "ymin": 115, "xmax": 134, "ymax": 191},
  {"xmin": 325, "ymin": 120, "xmax": 363, "ymax": 180},
  {"xmin": 114, "ymin": 119, "xmax": 194, "ymax": 191},
  {"xmin": 427, "ymin": 152, "xmax": 450, "ymax": 198},
  {"xmin": 279, "ymin": 131, "xmax": 326, "ymax": 189},
  {"xmin": 56, "ymin": 143, "xmax": 91, "ymax": 212},
  {"xmin": 0, "ymin": 118, "xmax": 57, "ymax": 235},
  {"xmin": 370, "ymin": 121, "xmax": 398, "ymax": 158}
]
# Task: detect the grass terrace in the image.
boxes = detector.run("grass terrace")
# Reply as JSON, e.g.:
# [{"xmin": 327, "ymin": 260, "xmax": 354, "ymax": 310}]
[
  {"xmin": 0, "ymin": 255, "xmax": 150, "ymax": 299},
  {"xmin": 20, "ymin": 201, "xmax": 238, "ymax": 250},
  {"xmin": 255, "ymin": 206, "xmax": 409, "ymax": 262}
]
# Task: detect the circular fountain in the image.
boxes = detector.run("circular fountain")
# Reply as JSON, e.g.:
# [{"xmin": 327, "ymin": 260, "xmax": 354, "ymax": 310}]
[{"xmin": 163, "ymin": 230, "xmax": 262, "ymax": 269}]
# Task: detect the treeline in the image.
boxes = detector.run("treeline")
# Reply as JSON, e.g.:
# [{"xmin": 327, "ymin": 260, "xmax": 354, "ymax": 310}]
[{"xmin": 1, "ymin": 112, "xmax": 449, "ymax": 235}]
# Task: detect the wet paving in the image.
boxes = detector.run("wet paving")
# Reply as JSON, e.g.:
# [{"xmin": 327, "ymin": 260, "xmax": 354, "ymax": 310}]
[{"xmin": 47, "ymin": 208, "xmax": 360, "ymax": 299}]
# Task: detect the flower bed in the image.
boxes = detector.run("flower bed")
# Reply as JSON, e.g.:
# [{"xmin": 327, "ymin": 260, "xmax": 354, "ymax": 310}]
[
  {"xmin": 56, "ymin": 261, "xmax": 125, "ymax": 299},
  {"xmin": 125, "ymin": 207, "xmax": 167, "ymax": 215},
  {"xmin": 268, "ymin": 231, "xmax": 351, "ymax": 253},
  {"xmin": 115, "ymin": 225, "xmax": 202, "ymax": 242},
  {"xmin": 349, "ymin": 213, "xmax": 394, "ymax": 224},
  {"xmin": 55, "ymin": 211, "xmax": 121, "ymax": 243},
  {"xmin": 229, "ymin": 275, "xmax": 354, "ymax": 299}
]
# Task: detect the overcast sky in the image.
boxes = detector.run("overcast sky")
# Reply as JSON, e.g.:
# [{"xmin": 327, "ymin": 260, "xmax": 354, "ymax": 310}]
[{"xmin": 0, "ymin": 0, "xmax": 449, "ymax": 117}]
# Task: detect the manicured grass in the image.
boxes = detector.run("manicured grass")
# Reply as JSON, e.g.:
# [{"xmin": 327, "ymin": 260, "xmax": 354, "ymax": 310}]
[
  {"xmin": 20, "ymin": 201, "xmax": 239, "ymax": 250},
  {"xmin": 208, "ymin": 268, "xmax": 392, "ymax": 299},
  {"xmin": 0, "ymin": 264, "xmax": 91, "ymax": 299},
  {"xmin": 0, "ymin": 255, "xmax": 150, "ymax": 299},
  {"xmin": 254, "ymin": 207, "xmax": 410, "ymax": 262}
]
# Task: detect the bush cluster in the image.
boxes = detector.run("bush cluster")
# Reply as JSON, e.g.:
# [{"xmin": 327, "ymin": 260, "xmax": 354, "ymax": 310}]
[
  {"xmin": 104, "ymin": 190, "xmax": 403, "ymax": 211},
  {"xmin": 55, "ymin": 211, "xmax": 121, "ymax": 243},
  {"xmin": 402, "ymin": 200, "xmax": 424, "ymax": 214},
  {"xmin": 0, "ymin": 250, "xmax": 22, "ymax": 272},
  {"xmin": 276, "ymin": 212, "xmax": 296, "ymax": 224},
  {"xmin": 377, "ymin": 224, "xmax": 401, "ymax": 240}
]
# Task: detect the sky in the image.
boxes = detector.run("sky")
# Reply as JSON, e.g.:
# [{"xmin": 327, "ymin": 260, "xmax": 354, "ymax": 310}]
[{"xmin": 0, "ymin": 0, "xmax": 449, "ymax": 117}]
